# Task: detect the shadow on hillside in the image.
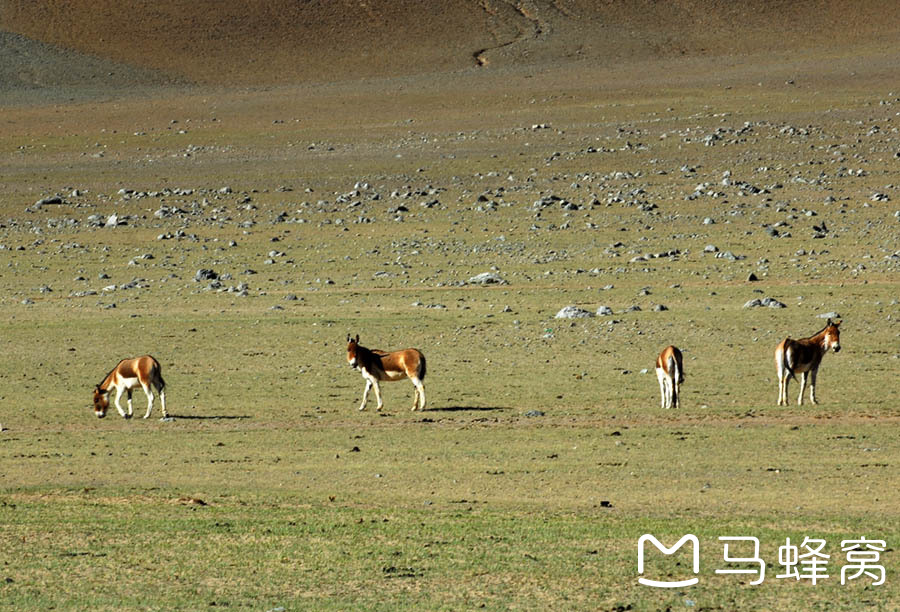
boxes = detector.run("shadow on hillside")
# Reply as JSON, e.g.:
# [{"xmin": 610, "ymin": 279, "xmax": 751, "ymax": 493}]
[{"xmin": 428, "ymin": 406, "xmax": 507, "ymax": 412}]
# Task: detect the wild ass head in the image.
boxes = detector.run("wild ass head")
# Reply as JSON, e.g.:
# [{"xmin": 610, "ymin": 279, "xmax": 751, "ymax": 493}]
[
  {"xmin": 347, "ymin": 334, "xmax": 361, "ymax": 368},
  {"xmin": 823, "ymin": 319, "xmax": 841, "ymax": 353},
  {"xmin": 92, "ymin": 385, "xmax": 110, "ymax": 418}
]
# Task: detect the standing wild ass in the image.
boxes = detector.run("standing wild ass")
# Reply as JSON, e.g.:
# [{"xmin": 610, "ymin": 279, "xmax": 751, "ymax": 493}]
[
  {"xmin": 655, "ymin": 345, "xmax": 684, "ymax": 409},
  {"xmin": 774, "ymin": 319, "xmax": 841, "ymax": 406},
  {"xmin": 346, "ymin": 335, "xmax": 426, "ymax": 411}
]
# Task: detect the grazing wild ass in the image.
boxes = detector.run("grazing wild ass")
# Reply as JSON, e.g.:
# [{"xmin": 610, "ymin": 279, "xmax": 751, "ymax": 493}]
[
  {"xmin": 655, "ymin": 345, "xmax": 684, "ymax": 409},
  {"xmin": 93, "ymin": 355, "xmax": 168, "ymax": 419},
  {"xmin": 346, "ymin": 335, "xmax": 426, "ymax": 411},
  {"xmin": 775, "ymin": 319, "xmax": 841, "ymax": 406}
]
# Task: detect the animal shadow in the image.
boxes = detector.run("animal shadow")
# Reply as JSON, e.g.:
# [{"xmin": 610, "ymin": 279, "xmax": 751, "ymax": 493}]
[
  {"xmin": 164, "ymin": 414, "xmax": 252, "ymax": 420},
  {"xmin": 430, "ymin": 405, "xmax": 508, "ymax": 413}
]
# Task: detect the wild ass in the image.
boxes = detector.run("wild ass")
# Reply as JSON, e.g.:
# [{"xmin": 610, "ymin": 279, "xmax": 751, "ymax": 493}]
[
  {"xmin": 655, "ymin": 345, "xmax": 684, "ymax": 409},
  {"xmin": 93, "ymin": 355, "xmax": 168, "ymax": 419},
  {"xmin": 346, "ymin": 335, "xmax": 426, "ymax": 411},
  {"xmin": 774, "ymin": 319, "xmax": 841, "ymax": 406}
]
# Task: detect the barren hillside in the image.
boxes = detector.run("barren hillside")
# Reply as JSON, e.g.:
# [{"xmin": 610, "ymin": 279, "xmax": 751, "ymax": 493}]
[{"xmin": 2, "ymin": 0, "xmax": 899, "ymax": 90}]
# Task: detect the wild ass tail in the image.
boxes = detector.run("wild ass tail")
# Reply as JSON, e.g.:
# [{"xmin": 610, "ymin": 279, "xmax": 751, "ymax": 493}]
[
  {"xmin": 417, "ymin": 353, "xmax": 427, "ymax": 381},
  {"xmin": 668, "ymin": 354, "xmax": 680, "ymax": 405},
  {"xmin": 150, "ymin": 355, "xmax": 166, "ymax": 391},
  {"xmin": 781, "ymin": 342, "xmax": 796, "ymax": 381}
]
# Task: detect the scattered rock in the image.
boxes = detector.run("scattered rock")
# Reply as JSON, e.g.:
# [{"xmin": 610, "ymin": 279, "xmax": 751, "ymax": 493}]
[
  {"xmin": 194, "ymin": 269, "xmax": 218, "ymax": 282},
  {"xmin": 33, "ymin": 195, "xmax": 63, "ymax": 209},
  {"xmin": 555, "ymin": 306, "xmax": 593, "ymax": 319},
  {"xmin": 744, "ymin": 297, "xmax": 787, "ymax": 309},
  {"xmin": 467, "ymin": 271, "xmax": 507, "ymax": 285}
]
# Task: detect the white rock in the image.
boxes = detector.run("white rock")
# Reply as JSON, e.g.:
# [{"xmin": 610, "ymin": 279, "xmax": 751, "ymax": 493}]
[{"xmin": 555, "ymin": 306, "xmax": 593, "ymax": 319}]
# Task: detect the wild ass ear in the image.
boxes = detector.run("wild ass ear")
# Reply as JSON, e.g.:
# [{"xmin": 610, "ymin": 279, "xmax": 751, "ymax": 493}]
[
  {"xmin": 346, "ymin": 334, "xmax": 351, "ymax": 342},
  {"xmin": 355, "ymin": 334, "xmax": 359, "ymax": 343}
]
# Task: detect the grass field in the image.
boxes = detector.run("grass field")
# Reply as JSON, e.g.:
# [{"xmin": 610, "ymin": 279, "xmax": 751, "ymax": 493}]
[{"xmin": 1, "ymin": 71, "xmax": 899, "ymax": 610}]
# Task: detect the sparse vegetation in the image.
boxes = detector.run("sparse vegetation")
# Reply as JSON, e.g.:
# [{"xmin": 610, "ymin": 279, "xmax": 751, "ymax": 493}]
[{"xmin": 1, "ymin": 3, "xmax": 899, "ymax": 609}]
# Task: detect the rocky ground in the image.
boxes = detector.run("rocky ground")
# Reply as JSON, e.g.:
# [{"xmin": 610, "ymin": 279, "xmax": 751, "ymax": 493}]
[{"xmin": 1, "ymin": 3, "xmax": 899, "ymax": 610}]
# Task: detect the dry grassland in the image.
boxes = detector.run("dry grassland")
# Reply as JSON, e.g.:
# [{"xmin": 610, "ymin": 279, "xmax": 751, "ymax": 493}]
[{"xmin": 1, "ymin": 1, "xmax": 900, "ymax": 609}]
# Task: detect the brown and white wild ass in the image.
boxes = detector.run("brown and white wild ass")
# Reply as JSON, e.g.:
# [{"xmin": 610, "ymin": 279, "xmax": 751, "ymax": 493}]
[
  {"xmin": 93, "ymin": 355, "xmax": 168, "ymax": 419},
  {"xmin": 655, "ymin": 345, "xmax": 684, "ymax": 409},
  {"xmin": 346, "ymin": 335, "xmax": 426, "ymax": 411},
  {"xmin": 774, "ymin": 319, "xmax": 841, "ymax": 406}
]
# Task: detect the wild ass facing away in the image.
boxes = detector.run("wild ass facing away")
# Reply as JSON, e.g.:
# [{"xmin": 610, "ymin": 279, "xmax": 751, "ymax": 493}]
[{"xmin": 656, "ymin": 345, "xmax": 684, "ymax": 409}]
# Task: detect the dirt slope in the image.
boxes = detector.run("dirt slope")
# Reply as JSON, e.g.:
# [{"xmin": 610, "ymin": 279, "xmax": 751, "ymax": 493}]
[{"xmin": 2, "ymin": 0, "xmax": 899, "ymax": 89}]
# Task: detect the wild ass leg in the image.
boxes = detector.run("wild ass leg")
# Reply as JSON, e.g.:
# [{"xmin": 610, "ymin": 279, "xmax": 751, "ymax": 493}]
[
  {"xmin": 775, "ymin": 363, "xmax": 783, "ymax": 406},
  {"xmin": 809, "ymin": 368, "xmax": 818, "ymax": 405},
  {"xmin": 359, "ymin": 379, "xmax": 373, "ymax": 411},
  {"xmin": 776, "ymin": 345, "xmax": 790, "ymax": 406},
  {"xmin": 372, "ymin": 380, "xmax": 384, "ymax": 411},
  {"xmin": 797, "ymin": 372, "xmax": 808, "ymax": 406},
  {"xmin": 159, "ymin": 388, "xmax": 169, "ymax": 418},
  {"xmin": 114, "ymin": 387, "xmax": 129, "ymax": 418},
  {"xmin": 141, "ymin": 383, "xmax": 155, "ymax": 419},
  {"xmin": 411, "ymin": 377, "xmax": 425, "ymax": 411},
  {"xmin": 657, "ymin": 370, "xmax": 667, "ymax": 409},
  {"xmin": 673, "ymin": 379, "xmax": 681, "ymax": 409},
  {"xmin": 779, "ymin": 370, "xmax": 791, "ymax": 406}
]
